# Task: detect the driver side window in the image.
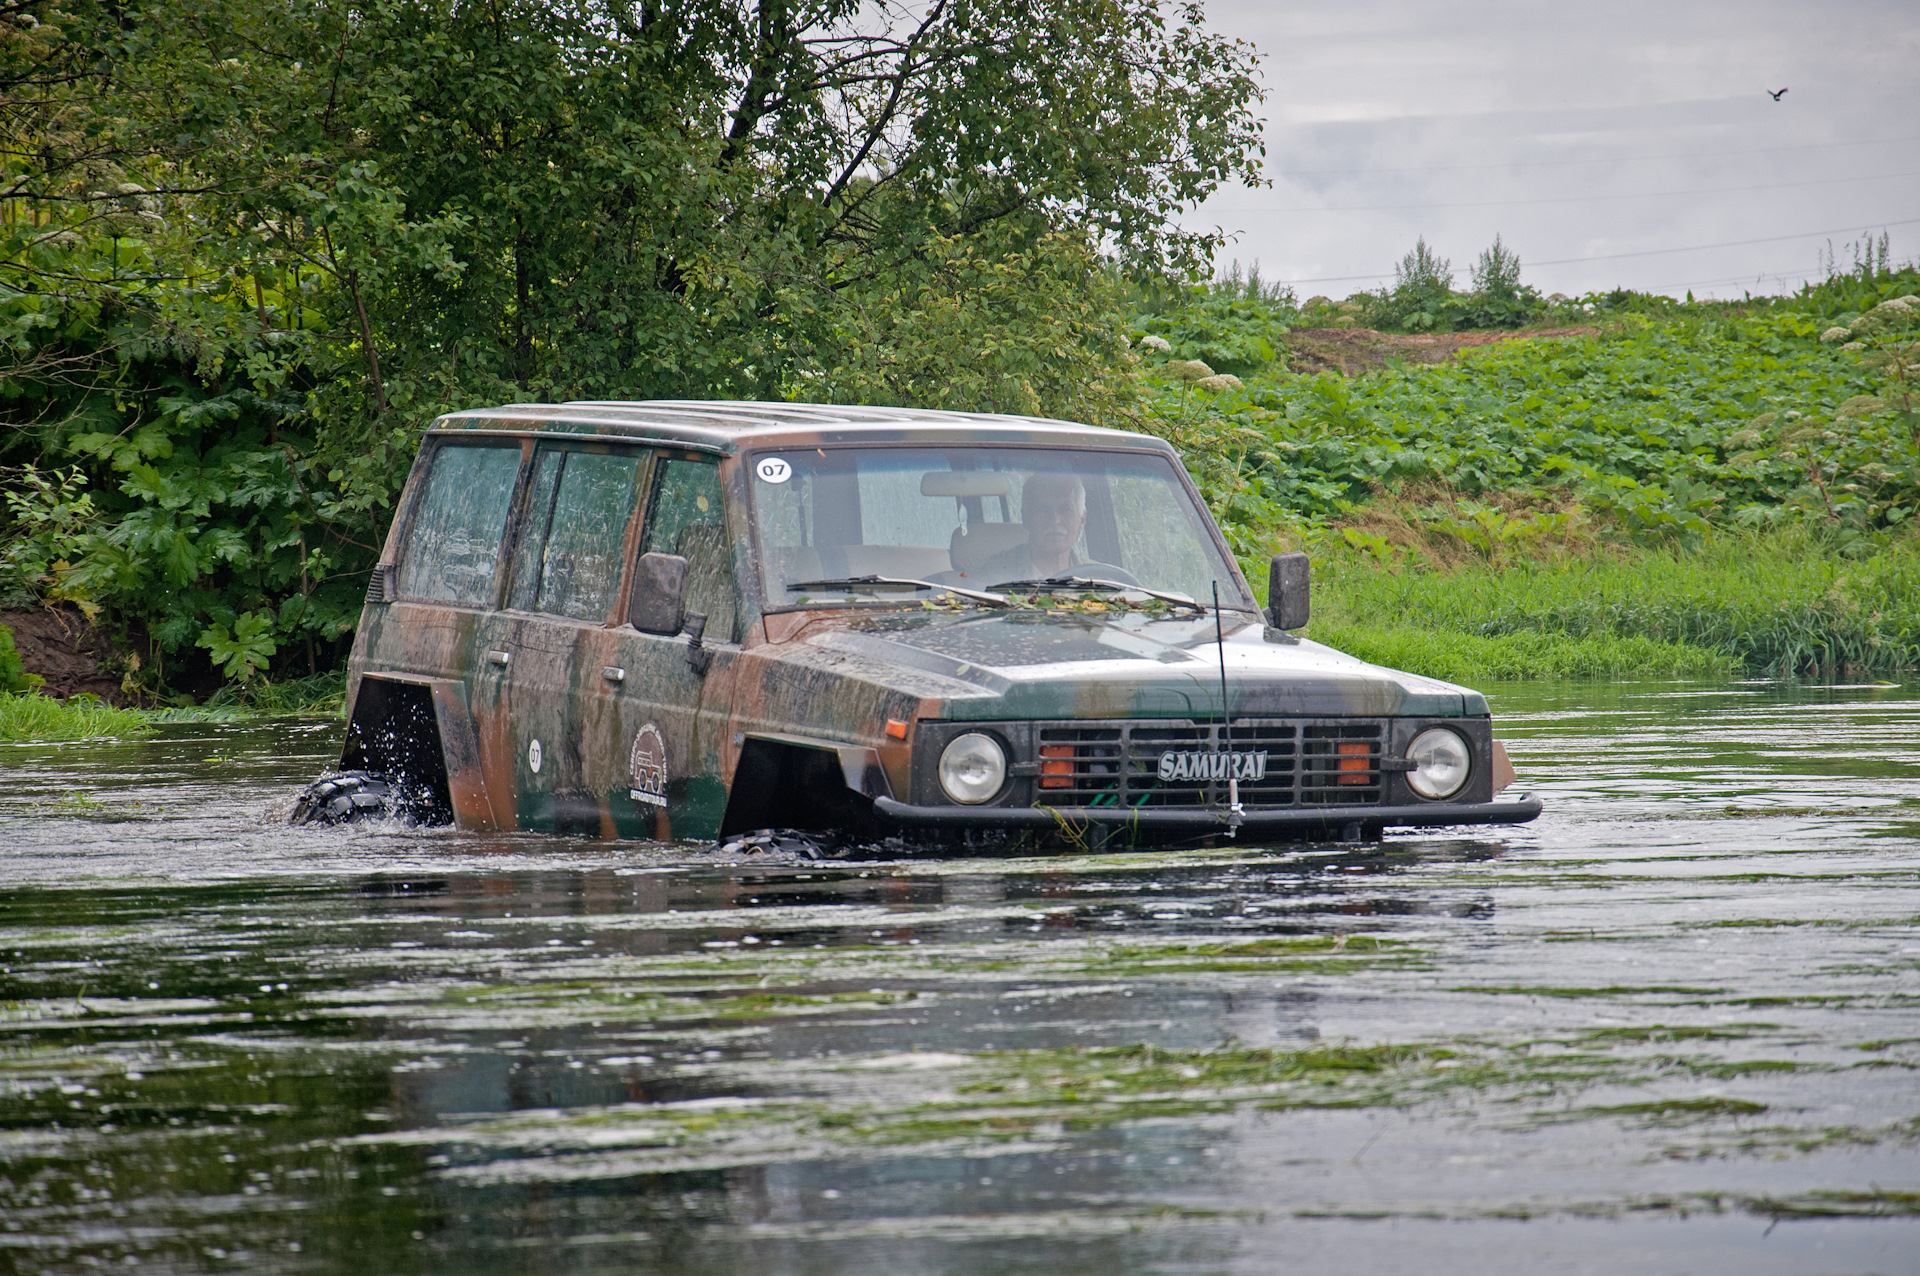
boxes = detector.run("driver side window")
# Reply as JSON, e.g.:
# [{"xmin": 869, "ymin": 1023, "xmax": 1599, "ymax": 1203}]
[{"xmin": 642, "ymin": 457, "xmax": 737, "ymax": 642}]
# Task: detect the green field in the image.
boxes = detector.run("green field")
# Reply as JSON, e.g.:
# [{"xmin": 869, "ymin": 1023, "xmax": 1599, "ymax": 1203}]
[{"xmin": 1138, "ymin": 265, "xmax": 1920, "ymax": 681}]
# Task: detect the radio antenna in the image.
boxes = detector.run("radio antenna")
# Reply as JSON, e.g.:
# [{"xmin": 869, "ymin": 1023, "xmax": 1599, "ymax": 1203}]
[{"xmin": 1212, "ymin": 581, "xmax": 1242, "ymax": 837}]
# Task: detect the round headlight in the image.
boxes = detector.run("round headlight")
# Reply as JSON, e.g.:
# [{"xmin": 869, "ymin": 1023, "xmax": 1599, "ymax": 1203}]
[
  {"xmin": 938, "ymin": 732, "xmax": 1007, "ymax": 804},
  {"xmin": 1406, "ymin": 728, "xmax": 1471, "ymax": 799}
]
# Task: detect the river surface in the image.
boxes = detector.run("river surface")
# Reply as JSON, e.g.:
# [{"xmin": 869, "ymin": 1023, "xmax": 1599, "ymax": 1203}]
[{"xmin": 1, "ymin": 680, "xmax": 1917, "ymax": 1275}]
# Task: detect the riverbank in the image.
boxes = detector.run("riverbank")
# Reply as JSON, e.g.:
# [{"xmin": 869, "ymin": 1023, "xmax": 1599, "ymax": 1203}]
[
  {"xmin": 1289, "ymin": 528, "xmax": 1920, "ymax": 683},
  {"xmin": 1152, "ymin": 266, "xmax": 1920, "ymax": 683},
  {"xmin": 0, "ymin": 693, "xmax": 153, "ymax": 742},
  {"xmin": 0, "ymin": 672, "xmax": 345, "ymax": 742}
]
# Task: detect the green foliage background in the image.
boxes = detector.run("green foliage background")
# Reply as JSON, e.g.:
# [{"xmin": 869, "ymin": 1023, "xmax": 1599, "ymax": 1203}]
[
  {"xmin": 0, "ymin": 0, "xmax": 1259, "ymax": 696},
  {"xmin": 4, "ymin": 0, "xmax": 1919, "ymax": 698},
  {"xmin": 1134, "ymin": 257, "xmax": 1920, "ymax": 679}
]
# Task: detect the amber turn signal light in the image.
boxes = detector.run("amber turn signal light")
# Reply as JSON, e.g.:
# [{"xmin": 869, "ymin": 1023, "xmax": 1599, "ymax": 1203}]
[
  {"xmin": 885, "ymin": 719, "xmax": 909, "ymax": 740},
  {"xmin": 1039, "ymin": 744, "xmax": 1074, "ymax": 789},
  {"xmin": 1337, "ymin": 740, "xmax": 1371, "ymax": 785}
]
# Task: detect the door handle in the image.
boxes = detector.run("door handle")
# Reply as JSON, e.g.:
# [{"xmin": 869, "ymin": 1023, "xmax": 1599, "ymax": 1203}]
[
  {"xmin": 486, "ymin": 650, "xmax": 511, "ymax": 666},
  {"xmin": 601, "ymin": 666, "xmax": 626, "ymax": 683}
]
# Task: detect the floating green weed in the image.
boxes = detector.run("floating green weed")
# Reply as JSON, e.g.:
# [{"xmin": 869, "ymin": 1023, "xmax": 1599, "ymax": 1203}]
[
  {"xmin": 1552, "ymin": 1096, "xmax": 1770, "ymax": 1126},
  {"xmin": 1729, "ymin": 1188, "xmax": 1920, "ymax": 1218},
  {"xmin": 1856, "ymin": 1037, "xmax": 1920, "ymax": 1052},
  {"xmin": 1688, "ymin": 1059, "xmax": 1808, "ymax": 1078},
  {"xmin": 1456, "ymin": 985, "xmax": 1728, "ymax": 999},
  {"xmin": 1575, "ymin": 1024, "xmax": 1775, "ymax": 1044},
  {"xmin": 139, "ymin": 705, "xmax": 251, "ymax": 724},
  {"xmin": 1097, "ymin": 933, "xmax": 1424, "ymax": 974},
  {"xmin": 702, "ymin": 988, "xmax": 920, "ymax": 1018},
  {"xmin": 1107, "ymin": 934, "xmax": 1399, "ymax": 961},
  {"xmin": 964, "ymin": 1041, "xmax": 1438, "ymax": 1101}
]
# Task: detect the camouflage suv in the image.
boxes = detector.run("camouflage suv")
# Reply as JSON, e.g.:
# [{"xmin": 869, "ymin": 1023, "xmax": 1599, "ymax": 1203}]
[{"xmin": 293, "ymin": 401, "xmax": 1540, "ymax": 845}]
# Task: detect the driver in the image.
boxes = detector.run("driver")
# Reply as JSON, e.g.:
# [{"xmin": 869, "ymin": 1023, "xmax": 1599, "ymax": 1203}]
[{"xmin": 980, "ymin": 472, "xmax": 1138, "ymax": 586}]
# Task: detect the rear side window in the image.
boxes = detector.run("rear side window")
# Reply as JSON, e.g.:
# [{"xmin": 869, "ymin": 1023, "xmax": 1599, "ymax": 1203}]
[
  {"xmin": 395, "ymin": 443, "xmax": 523, "ymax": 606},
  {"xmin": 507, "ymin": 446, "xmax": 645, "ymax": 621},
  {"xmin": 642, "ymin": 457, "xmax": 736, "ymax": 641}
]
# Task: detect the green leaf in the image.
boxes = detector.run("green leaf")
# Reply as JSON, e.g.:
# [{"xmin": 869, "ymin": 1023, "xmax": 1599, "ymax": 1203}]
[{"xmin": 196, "ymin": 612, "xmax": 278, "ymax": 682}]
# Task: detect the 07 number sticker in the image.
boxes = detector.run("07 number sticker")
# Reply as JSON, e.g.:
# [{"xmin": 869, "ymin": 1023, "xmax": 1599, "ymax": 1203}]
[{"xmin": 755, "ymin": 457, "xmax": 793, "ymax": 484}]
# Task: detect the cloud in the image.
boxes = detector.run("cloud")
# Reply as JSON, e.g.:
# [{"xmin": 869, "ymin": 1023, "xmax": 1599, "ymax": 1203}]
[{"xmin": 1184, "ymin": 0, "xmax": 1920, "ymax": 297}]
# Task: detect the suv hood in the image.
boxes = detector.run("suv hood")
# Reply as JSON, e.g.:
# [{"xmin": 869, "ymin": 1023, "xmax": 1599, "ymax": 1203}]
[{"xmin": 807, "ymin": 609, "xmax": 1484, "ymax": 719}]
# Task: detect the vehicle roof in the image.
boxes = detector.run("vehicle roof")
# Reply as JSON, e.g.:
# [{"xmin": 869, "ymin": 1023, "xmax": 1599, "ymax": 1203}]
[{"xmin": 426, "ymin": 400, "xmax": 1176, "ymax": 456}]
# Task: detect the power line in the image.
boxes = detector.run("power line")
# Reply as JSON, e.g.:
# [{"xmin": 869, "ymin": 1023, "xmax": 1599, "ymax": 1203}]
[
  {"xmin": 1527, "ymin": 219, "xmax": 1920, "ymax": 268},
  {"xmin": 1275, "ymin": 133, "xmax": 1920, "ymax": 180},
  {"xmin": 1267, "ymin": 217, "xmax": 1920, "ymax": 286},
  {"xmin": 1213, "ymin": 168, "xmax": 1920, "ymax": 215},
  {"xmin": 1649, "ymin": 271, "xmax": 1814, "ymax": 294}
]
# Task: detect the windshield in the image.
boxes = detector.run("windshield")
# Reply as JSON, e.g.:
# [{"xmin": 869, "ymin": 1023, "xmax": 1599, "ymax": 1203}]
[{"xmin": 747, "ymin": 446, "xmax": 1245, "ymax": 608}]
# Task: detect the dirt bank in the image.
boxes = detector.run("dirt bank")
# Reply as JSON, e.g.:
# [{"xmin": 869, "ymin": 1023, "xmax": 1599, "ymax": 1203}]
[
  {"xmin": 1285, "ymin": 326, "xmax": 1601, "ymax": 376},
  {"xmin": 0, "ymin": 607, "xmax": 132, "ymax": 702}
]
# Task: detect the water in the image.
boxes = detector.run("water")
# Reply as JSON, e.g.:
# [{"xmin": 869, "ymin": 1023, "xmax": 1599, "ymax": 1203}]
[{"xmin": 2, "ymin": 681, "xmax": 1917, "ymax": 1274}]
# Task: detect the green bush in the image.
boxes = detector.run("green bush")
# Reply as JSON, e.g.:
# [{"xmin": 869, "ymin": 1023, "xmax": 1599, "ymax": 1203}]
[
  {"xmin": 0, "ymin": 622, "xmax": 40, "ymax": 695},
  {"xmin": 1355, "ymin": 235, "xmax": 1546, "ymax": 333},
  {"xmin": 1132, "ymin": 275, "xmax": 1296, "ymax": 377}
]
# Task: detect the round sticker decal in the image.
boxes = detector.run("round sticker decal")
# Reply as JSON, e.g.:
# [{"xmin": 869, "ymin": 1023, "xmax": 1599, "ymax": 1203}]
[
  {"xmin": 628, "ymin": 723, "xmax": 669, "ymax": 808},
  {"xmin": 527, "ymin": 738, "xmax": 543, "ymax": 774},
  {"xmin": 755, "ymin": 457, "xmax": 793, "ymax": 484}
]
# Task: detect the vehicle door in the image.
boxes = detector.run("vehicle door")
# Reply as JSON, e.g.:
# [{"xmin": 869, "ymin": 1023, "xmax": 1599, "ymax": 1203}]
[
  {"xmin": 375, "ymin": 437, "xmax": 528, "ymax": 826},
  {"xmin": 614, "ymin": 451, "xmax": 744, "ymax": 841},
  {"xmin": 471, "ymin": 440, "xmax": 650, "ymax": 834}
]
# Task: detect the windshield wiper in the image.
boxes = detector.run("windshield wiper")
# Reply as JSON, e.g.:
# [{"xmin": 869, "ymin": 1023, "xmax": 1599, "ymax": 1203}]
[
  {"xmin": 786, "ymin": 576, "xmax": 1011, "ymax": 607},
  {"xmin": 986, "ymin": 576, "xmax": 1253, "ymax": 614}
]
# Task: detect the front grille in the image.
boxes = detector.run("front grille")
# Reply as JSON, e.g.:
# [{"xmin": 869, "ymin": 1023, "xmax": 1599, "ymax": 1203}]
[{"xmin": 1033, "ymin": 719, "xmax": 1384, "ymax": 809}]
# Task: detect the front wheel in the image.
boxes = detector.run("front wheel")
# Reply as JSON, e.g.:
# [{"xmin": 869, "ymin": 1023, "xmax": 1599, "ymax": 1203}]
[{"xmin": 290, "ymin": 771, "xmax": 439, "ymax": 827}]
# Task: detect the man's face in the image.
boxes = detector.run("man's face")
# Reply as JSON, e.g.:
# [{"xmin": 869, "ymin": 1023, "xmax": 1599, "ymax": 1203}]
[{"xmin": 1022, "ymin": 478, "xmax": 1085, "ymax": 562}]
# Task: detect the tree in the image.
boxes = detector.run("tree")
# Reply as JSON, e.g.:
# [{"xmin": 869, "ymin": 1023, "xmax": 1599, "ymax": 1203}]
[
  {"xmin": 0, "ymin": 0, "xmax": 1264, "ymax": 689},
  {"xmin": 101, "ymin": 0, "xmax": 1264, "ymax": 413},
  {"xmin": 1470, "ymin": 234, "xmax": 1522, "ymax": 300},
  {"xmin": 1394, "ymin": 236, "xmax": 1452, "ymax": 298}
]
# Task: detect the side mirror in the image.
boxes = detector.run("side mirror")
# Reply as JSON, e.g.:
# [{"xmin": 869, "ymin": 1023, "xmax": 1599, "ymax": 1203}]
[
  {"xmin": 630, "ymin": 552, "xmax": 689, "ymax": 635},
  {"xmin": 1268, "ymin": 552, "xmax": 1310, "ymax": 630}
]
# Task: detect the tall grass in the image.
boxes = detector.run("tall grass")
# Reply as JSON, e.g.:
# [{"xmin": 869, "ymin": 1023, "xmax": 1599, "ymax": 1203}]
[
  {"xmin": 1308, "ymin": 529, "xmax": 1920, "ymax": 678},
  {"xmin": 1314, "ymin": 626, "xmax": 1733, "ymax": 683},
  {"xmin": 0, "ymin": 694, "xmax": 154, "ymax": 742},
  {"xmin": 211, "ymin": 671, "xmax": 348, "ymax": 717}
]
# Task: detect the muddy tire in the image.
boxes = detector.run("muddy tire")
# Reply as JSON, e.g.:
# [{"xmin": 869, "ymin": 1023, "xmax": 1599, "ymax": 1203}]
[{"xmin": 290, "ymin": 771, "xmax": 419, "ymax": 827}]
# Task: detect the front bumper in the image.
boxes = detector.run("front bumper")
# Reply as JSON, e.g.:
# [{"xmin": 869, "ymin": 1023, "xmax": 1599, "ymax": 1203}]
[{"xmin": 871, "ymin": 792, "xmax": 1543, "ymax": 835}]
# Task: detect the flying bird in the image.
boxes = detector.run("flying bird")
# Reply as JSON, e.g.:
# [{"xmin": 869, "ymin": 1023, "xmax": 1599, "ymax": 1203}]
[{"xmin": 1767, "ymin": 88, "xmax": 1788, "ymax": 101}]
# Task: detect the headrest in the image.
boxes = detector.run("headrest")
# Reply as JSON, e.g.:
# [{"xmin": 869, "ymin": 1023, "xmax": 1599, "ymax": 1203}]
[
  {"xmin": 948, "ymin": 522, "xmax": 1027, "ymax": 575},
  {"xmin": 921, "ymin": 471, "xmax": 1011, "ymax": 497}
]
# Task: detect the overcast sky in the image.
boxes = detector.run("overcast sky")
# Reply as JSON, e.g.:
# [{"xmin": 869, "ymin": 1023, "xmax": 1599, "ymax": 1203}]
[{"xmin": 1181, "ymin": 0, "xmax": 1920, "ymax": 298}]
